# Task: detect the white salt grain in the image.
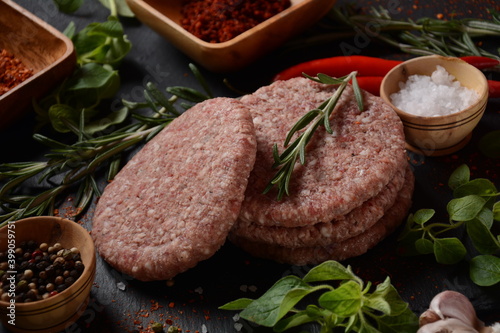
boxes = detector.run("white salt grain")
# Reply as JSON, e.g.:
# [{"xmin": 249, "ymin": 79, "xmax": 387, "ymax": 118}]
[{"xmin": 390, "ymin": 65, "xmax": 479, "ymax": 117}]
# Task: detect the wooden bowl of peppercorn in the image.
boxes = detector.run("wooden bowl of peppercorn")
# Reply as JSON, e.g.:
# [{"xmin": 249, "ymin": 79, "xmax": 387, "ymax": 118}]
[
  {"xmin": 0, "ymin": 216, "xmax": 96, "ymax": 333},
  {"xmin": 0, "ymin": 0, "xmax": 76, "ymax": 130},
  {"xmin": 126, "ymin": 0, "xmax": 337, "ymax": 72}
]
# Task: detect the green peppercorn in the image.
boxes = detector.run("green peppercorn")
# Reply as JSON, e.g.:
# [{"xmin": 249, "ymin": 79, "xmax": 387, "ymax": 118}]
[
  {"xmin": 151, "ymin": 322, "xmax": 163, "ymax": 332},
  {"xmin": 167, "ymin": 327, "xmax": 180, "ymax": 333}
]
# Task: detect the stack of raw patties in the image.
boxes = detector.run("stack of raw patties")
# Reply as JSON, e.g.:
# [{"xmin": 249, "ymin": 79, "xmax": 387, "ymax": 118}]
[{"xmin": 229, "ymin": 77, "xmax": 414, "ymax": 266}]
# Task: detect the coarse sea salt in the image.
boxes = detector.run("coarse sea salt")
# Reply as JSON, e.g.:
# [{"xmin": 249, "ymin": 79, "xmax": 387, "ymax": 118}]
[{"xmin": 390, "ymin": 65, "xmax": 479, "ymax": 117}]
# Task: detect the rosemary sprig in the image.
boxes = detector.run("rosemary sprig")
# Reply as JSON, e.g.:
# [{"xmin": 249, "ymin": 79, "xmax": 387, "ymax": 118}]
[
  {"xmin": 283, "ymin": 6, "xmax": 500, "ymax": 61},
  {"xmin": 0, "ymin": 64, "xmax": 212, "ymax": 227},
  {"xmin": 263, "ymin": 72, "xmax": 364, "ymax": 200}
]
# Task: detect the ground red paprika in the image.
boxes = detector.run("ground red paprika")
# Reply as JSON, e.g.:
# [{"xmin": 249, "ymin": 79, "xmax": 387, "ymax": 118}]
[
  {"xmin": 180, "ymin": 0, "xmax": 291, "ymax": 43},
  {"xmin": 0, "ymin": 49, "xmax": 34, "ymax": 96}
]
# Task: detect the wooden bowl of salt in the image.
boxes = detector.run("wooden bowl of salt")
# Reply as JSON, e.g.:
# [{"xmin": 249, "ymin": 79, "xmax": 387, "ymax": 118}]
[{"xmin": 380, "ymin": 55, "xmax": 489, "ymax": 156}]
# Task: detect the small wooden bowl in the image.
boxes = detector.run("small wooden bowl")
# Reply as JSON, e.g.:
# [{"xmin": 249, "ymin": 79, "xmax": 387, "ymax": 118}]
[
  {"xmin": 380, "ymin": 55, "xmax": 489, "ymax": 156},
  {"xmin": 0, "ymin": 217, "xmax": 96, "ymax": 333},
  {"xmin": 0, "ymin": 0, "xmax": 76, "ymax": 130},
  {"xmin": 126, "ymin": 0, "xmax": 337, "ymax": 72}
]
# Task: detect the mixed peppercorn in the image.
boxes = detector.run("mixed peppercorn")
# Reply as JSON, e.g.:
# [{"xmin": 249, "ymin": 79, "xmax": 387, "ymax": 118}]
[
  {"xmin": 0, "ymin": 49, "xmax": 34, "ymax": 96},
  {"xmin": 0, "ymin": 240, "xmax": 85, "ymax": 303},
  {"xmin": 180, "ymin": 0, "xmax": 291, "ymax": 43}
]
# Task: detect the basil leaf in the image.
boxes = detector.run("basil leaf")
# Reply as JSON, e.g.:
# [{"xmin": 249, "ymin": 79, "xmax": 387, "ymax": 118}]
[
  {"xmin": 66, "ymin": 63, "xmax": 118, "ymax": 91},
  {"xmin": 318, "ymin": 280, "xmax": 362, "ymax": 316},
  {"xmin": 470, "ymin": 255, "xmax": 500, "ymax": 286},
  {"xmin": 48, "ymin": 104, "xmax": 79, "ymax": 133},
  {"xmin": 376, "ymin": 307, "xmax": 420, "ymax": 333},
  {"xmin": 84, "ymin": 107, "xmax": 129, "ymax": 135},
  {"xmin": 53, "ymin": 0, "xmax": 83, "ymax": 13},
  {"xmin": 365, "ymin": 296, "xmax": 391, "ymax": 314},
  {"xmin": 447, "ymin": 195, "xmax": 486, "ymax": 221},
  {"xmin": 383, "ymin": 285, "xmax": 413, "ymax": 316},
  {"xmin": 219, "ymin": 298, "xmax": 254, "ymax": 310},
  {"xmin": 434, "ymin": 238, "xmax": 467, "ymax": 264},
  {"xmin": 273, "ymin": 311, "xmax": 320, "ymax": 332},
  {"xmin": 238, "ymin": 276, "xmax": 314, "ymax": 327},
  {"xmin": 303, "ymin": 260, "xmax": 354, "ymax": 283}
]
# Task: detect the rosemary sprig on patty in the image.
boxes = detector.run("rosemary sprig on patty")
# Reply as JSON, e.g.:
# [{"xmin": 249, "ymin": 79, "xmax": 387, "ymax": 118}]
[{"xmin": 264, "ymin": 72, "xmax": 364, "ymax": 200}]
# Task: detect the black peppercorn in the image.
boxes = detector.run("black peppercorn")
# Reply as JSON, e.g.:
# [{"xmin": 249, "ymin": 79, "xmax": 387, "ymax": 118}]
[{"xmin": 0, "ymin": 240, "xmax": 85, "ymax": 302}]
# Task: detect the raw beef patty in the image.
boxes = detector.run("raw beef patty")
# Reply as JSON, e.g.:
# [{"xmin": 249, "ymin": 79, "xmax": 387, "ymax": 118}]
[
  {"xmin": 92, "ymin": 97, "xmax": 257, "ymax": 281},
  {"xmin": 239, "ymin": 78, "xmax": 407, "ymax": 228},
  {"xmin": 229, "ymin": 169, "xmax": 414, "ymax": 265},
  {"xmin": 231, "ymin": 165, "xmax": 409, "ymax": 248}
]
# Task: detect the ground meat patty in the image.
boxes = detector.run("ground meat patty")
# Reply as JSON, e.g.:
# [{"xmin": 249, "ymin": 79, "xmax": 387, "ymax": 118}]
[
  {"xmin": 239, "ymin": 77, "xmax": 407, "ymax": 228},
  {"xmin": 230, "ymin": 165, "xmax": 410, "ymax": 248},
  {"xmin": 229, "ymin": 169, "xmax": 414, "ymax": 266},
  {"xmin": 92, "ymin": 98, "xmax": 257, "ymax": 281}
]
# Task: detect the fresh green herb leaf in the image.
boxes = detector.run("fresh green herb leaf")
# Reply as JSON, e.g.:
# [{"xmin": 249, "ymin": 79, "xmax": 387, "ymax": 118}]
[
  {"xmin": 218, "ymin": 298, "xmax": 254, "ymax": 311},
  {"xmin": 466, "ymin": 216, "xmax": 500, "ymax": 254},
  {"xmin": 220, "ymin": 260, "xmax": 418, "ymax": 332},
  {"xmin": 53, "ymin": 0, "xmax": 84, "ymax": 13},
  {"xmin": 470, "ymin": 255, "xmax": 500, "ymax": 286},
  {"xmin": 433, "ymin": 238, "xmax": 467, "ymax": 264},
  {"xmin": 413, "ymin": 209, "xmax": 435, "ymax": 225},
  {"xmin": 98, "ymin": 0, "xmax": 135, "ymax": 17},
  {"xmin": 479, "ymin": 130, "xmax": 500, "ymax": 158},
  {"xmin": 397, "ymin": 164, "xmax": 500, "ymax": 286},
  {"xmin": 238, "ymin": 275, "xmax": 317, "ymax": 327},
  {"xmin": 415, "ymin": 238, "xmax": 434, "ymax": 254},
  {"xmin": 447, "ymin": 195, "xmax": 486, "ymax": 221},
  {"xmin": 318, "ymin": 280, "xmax": 362, "ymax": 316},
  {"xmin": 448, "ymin": 164, "xmax": 470, "ymax": 190},
  {"xmin": 303, "ymin": 260, "xmax": 355, "ymax": 282}
]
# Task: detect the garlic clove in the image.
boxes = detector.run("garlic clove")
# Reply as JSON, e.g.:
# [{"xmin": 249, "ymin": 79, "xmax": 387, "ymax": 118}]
[
  {"xmin": 426, "ymin": 290, "xmax": 485, "ymax": 330},
  {"xmin": 417, "ymin": 317, "xmax": 480, "ymax": 333},
  {"xmin": 420, "ymin": 309, "xmax": 441, "ymax": 326}
]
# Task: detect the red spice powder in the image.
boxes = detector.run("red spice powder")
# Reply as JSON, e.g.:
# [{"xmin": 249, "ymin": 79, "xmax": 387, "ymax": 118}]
[
  {"xmin": 180, "ymin": 0, "xmax": 291, "ymax": 43},
  {"xmin": 0, "ymin": 49, "xmax": 34, "ymax": 96}
]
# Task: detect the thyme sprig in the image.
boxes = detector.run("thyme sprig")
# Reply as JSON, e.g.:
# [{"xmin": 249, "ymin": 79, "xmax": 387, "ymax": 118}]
[
  {"xmin": 0, "ymin": 65, "xmax": 212, "ymax": 227},
  {"xmin": 264, "ymin": 72, "xmax": 364, "ymax": 200}
]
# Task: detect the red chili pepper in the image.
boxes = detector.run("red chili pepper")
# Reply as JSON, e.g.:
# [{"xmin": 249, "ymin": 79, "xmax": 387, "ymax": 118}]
[
  {"xmin": 460, "ymin": 56, "xmax": 500, "ymax": 70},
  {"xmin": 272, "ymin": 55, "xmax": 499, "ymax": 82},
  {"xmin": 488, "ymin": 80, "xmax": 500, "ymax": 98},
  {"xmin": 272, "ymin": 56, "xmax": 402, "ymax": 81}
]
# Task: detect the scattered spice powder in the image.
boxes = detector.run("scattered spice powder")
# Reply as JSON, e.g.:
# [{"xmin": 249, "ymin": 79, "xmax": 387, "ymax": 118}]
[
  {"xmin": 0, "ymin": 49, "xmax": 34, "ymax": 96},
  {"xmin": 180, "ymin": 0, "xmax": 291, "ymax": 43}
]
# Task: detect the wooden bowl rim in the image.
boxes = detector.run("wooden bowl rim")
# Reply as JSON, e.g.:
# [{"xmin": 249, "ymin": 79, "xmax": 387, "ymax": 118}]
[{"xmin": 380, "ymin": 55, "xmax": 489, "ymax": 122}]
